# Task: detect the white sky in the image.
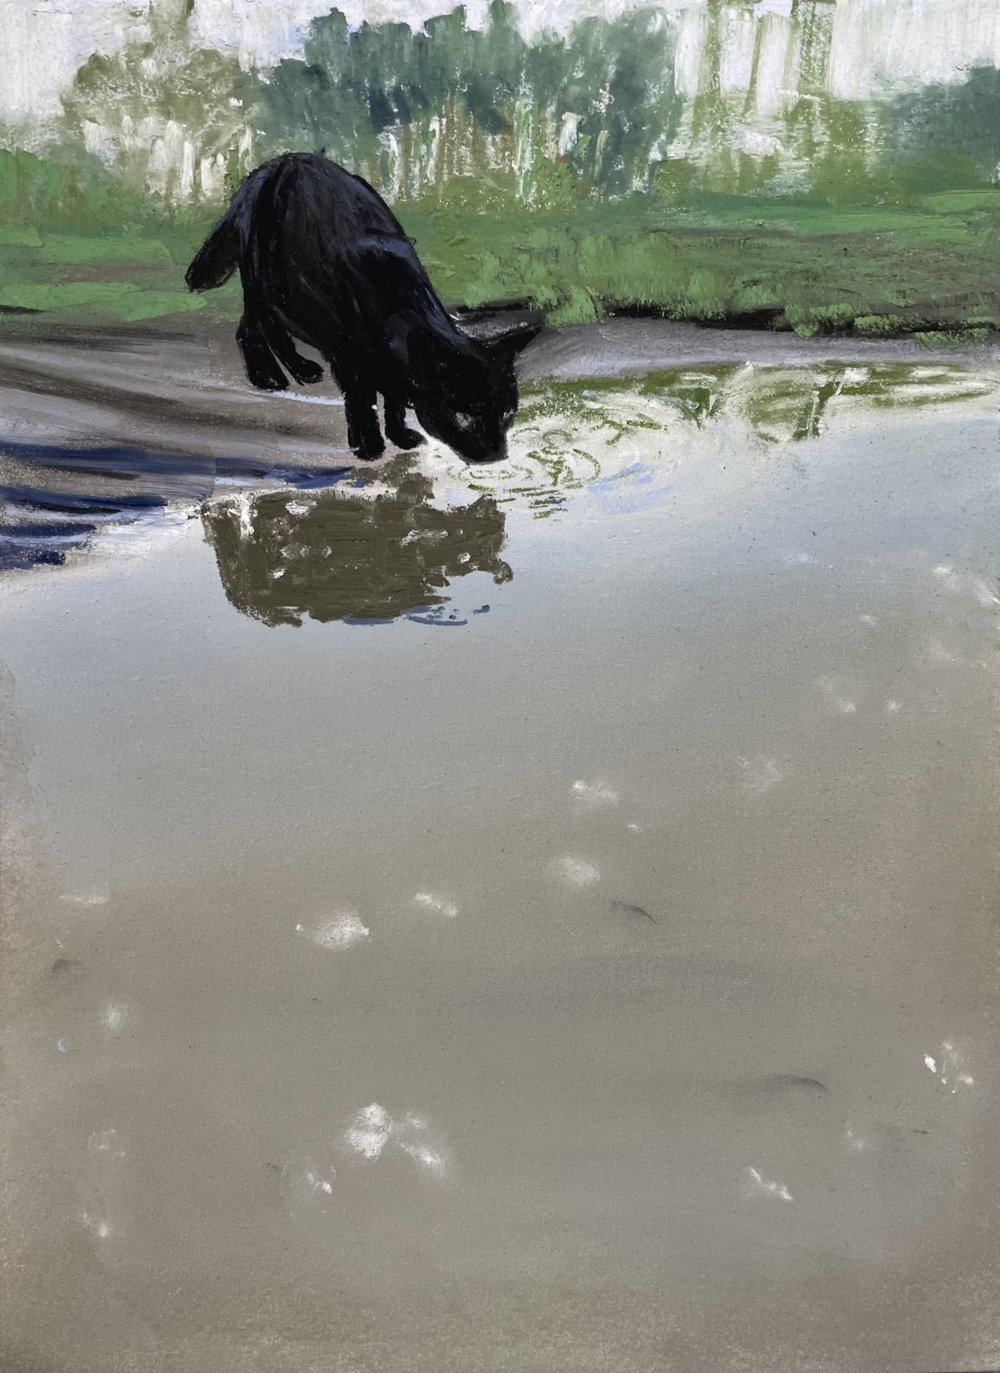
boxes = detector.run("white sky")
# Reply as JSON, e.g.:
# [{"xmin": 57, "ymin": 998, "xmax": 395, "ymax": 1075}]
[
  {"xmin": 5, "ymin": 0, "xmax": 1000, "ymax": 124},
  {"xmin": 6, "ymin": 0, "xmax": 650, "ymax": 121}
]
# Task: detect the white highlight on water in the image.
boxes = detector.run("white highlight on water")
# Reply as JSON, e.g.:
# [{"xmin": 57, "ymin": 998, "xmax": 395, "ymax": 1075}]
[
  {"xmin": 571, "ymin": 778, "xmax": 620, "ymax": 809},
  {"xmin": 233, "ymin": 492, "xmax": 255, "ymax": 540},
  {"xmin": 393, "ymin": 1114, "xmax": 450, "ymax": 1179},
  {"xmin": 79, "ymin": 1210, "xmax": 113, "ymax": 1239},
  {"xmin": 412, "ymin": 891, "xmax": 460, "ymax": 918},
  {"xmin": 346, "ymin": 1103, "xmax": 393, "ymax": 1160},
  {"xmin": 932, "ymin": 564, "xmax": 1000, "ymax": 608},
  {"xmin": 278, "ymin": 1148, "xmax": 339, "ymax": 1219},
  {"xmin": 814, "ymin": 676, "xmax": 858, "ymax": 715},
  {"xmin": 741, "ymin": 1166, "xmax": 793, "ymax": 1202},
  {"xmin": 551, "ymin": 856, "xmax": 601, "ymax": 887},
  {"xmin": 101, "ymin": 1002, "xmax": 129, "ymax": 1034},
  {"xmin": 737, "ymin": 754, "xmax": 784, "ymax": 796},
  {"xmin": 88, "ymin": 1128, "xmax": 126, "ymax": 1161},
  {"xmin": 343, "ymin": 1103, "xmax": 450, "ymax": 1179},
  {"xmin": 296, "ymin": 911, "xmax": 370, "ymax": 950},
  {"xmin": 924, "ymin": 1041, "xmax": 974, "ymax": 1092}
]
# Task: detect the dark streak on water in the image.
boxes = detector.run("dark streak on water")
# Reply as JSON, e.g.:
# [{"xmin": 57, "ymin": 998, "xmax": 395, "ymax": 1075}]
[
  {"xmin": 3, "ymin": 484, "xmax": 167, "ymax": 514},
  {"xmin": 0, "ymin": 439, "xmax": 355, "ymax": 571},
  {"xmin": 610, "ymin": 899, "xmax": 658, "ymax": 924},
  {"xmin": 1, "ymin": 436, "xmax": 513, "ymax": 626},
  {"xmin": 746, "ymin": 1074, "xmax": 830, "ymax": 1097},
  {"xmin": 0, "ymin": 519, "xmax": 98, "ymax": 571}
]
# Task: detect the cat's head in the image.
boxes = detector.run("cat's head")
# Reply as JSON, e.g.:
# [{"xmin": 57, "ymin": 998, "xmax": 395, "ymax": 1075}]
[{"xmin": 412, "ymin": 320, "xmax": 542, "ymax": 464}]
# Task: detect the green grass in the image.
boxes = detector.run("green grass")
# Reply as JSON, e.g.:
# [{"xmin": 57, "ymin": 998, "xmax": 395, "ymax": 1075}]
[
  {"xmin": 2, "ymin": 188, "xmax": 999, "ymax": 337},
  {"xmin": 0, "ymin": 281, "xmax": 203, "ymax": 321}
]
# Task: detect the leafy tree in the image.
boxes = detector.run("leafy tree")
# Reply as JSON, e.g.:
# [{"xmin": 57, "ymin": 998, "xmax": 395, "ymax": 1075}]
[
  {"xmin": 62, "ymin": 0, "xmax": 254, "ymax": 203},
  {"xmin": 252, "ymin": 3, "xmax": 680, "ymax": 204},
  {"xmin": 884, "ymin": 67, "xmax": 1000, "ymax": 188}
]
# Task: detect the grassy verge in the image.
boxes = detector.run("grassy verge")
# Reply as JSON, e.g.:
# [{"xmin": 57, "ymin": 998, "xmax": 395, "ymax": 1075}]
[{"xmin": 2, "ymin": 189, "xmax": 999, "ymax": 340}]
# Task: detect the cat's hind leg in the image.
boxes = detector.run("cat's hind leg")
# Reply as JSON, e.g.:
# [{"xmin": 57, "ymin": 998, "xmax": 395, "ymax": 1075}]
[
  {"xmin": 263, "ymin": 316, "xmax": 324, "ymax": 385},
  {"xmin": 236, "ymin": 312, "xmax": 288, "ymax": 391}
]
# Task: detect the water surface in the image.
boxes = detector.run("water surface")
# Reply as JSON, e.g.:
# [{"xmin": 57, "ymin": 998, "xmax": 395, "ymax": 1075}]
[{"xmin": 2, "ymin": 361, "xmax": 999, "ymax": 1371}]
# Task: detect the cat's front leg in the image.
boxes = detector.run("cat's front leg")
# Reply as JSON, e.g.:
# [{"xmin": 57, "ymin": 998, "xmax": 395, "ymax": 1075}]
[
  {"xmin": 328, "ymin": 357, "xmax": 385, "ymax": 460},
  {"xmin": 383, "ymin": 393, "xmax": 424, "ymax": 450},
  {"xmin": 343, "ymin": 383, "xmax": 385, "ymax": 461}
]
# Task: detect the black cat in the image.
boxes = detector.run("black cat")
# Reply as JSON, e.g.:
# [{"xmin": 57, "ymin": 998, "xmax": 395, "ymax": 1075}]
[{"xmin": 186, "ymin": 153, "xmax": 541, "ymax": 463}]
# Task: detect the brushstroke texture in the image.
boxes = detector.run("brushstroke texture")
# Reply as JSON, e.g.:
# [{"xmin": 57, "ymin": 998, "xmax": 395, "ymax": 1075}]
[
  {"xmin": 1, "ymin": 1, "xmax": 1000, "ymax": 332},
  {"xmin": 202, "ymin": 466, "xmax": 512, "ymax": 625}
]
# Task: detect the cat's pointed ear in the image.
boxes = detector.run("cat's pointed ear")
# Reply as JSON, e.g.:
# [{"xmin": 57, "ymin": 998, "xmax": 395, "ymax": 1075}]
[{"xmin": 490, "ymin": 319, "xmax": 543, "ymax": 363}]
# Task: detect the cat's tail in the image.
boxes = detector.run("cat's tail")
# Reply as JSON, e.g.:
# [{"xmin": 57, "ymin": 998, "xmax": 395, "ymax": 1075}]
[
  {"xmin": 185, "ymin": 219, "xmax": 238, "ymax": 292},
  {"xmin": 185, "ymin": 164, "xmax": 271, "ymax": 292}
]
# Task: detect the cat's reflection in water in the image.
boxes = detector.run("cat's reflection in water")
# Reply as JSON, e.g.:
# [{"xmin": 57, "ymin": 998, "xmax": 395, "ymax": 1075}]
[{"xmin": 202, "ymin": 458, "xmax": 512, "ymax": 627}]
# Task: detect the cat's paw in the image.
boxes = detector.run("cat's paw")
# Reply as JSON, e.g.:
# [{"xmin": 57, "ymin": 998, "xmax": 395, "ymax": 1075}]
[
  {"xmin": 291, "ymin": 359, "xmax": 324, "ymax": 385},
  {"xmin": 387, "ymin": 426, "xmax": 425, "ymax": 451},
  {"xmin": 250, "ymin": 373, "xmax": 289, "ymax": 392},
  {"xmin": 351, "ymin": 435, "xmax": 386, "ymax": 462}
]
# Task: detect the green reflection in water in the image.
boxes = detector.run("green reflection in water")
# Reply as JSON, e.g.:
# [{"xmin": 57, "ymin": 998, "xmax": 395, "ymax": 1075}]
[
  {"xmin": 201, "ymin": 362, "xmax": 998, "ymax": 626},
  {"xmin": 462, "ymin": 362, "xmax": 999, "ymax": 516}
]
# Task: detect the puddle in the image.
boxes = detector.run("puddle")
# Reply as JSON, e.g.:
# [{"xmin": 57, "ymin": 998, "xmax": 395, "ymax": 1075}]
[{"xmin": 2, "ymin": 359, "xmax": 1000, "ymax": 1371}]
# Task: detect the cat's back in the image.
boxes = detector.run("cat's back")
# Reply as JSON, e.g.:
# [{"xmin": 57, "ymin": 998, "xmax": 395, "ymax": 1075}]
[
  {"xmin": 261, "ymin": 153, "xmax": 406, "ymax": 249},
  {"xmin": 240, "ymin": 153, "xmax": 440, "ymax": 357}
]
